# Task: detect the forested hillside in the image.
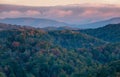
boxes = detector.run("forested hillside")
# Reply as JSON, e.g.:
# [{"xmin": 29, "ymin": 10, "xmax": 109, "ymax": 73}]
[
  {"xmin": 0, "ymin": 23, "xmax": 120, "ymax": 77},
  {"xmin": 80, "ymin": 24, "xmax": 120, "ymax": 42}
]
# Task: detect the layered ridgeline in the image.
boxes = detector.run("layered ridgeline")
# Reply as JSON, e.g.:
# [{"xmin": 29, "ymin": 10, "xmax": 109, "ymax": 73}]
[
  {"xmin": 0, "ymin": 23, "xmax": 120, "ymax": 77},
  {"xmin": 0, "ymin": 17, "xmax": 120, "ymax": 29},
  {"xmin": 78, "ymin": 17, "xmax": 120, "ymax": 29},
  {"xmin": 0, "ymin": 18, "xmax": 70, "ymax": 28},
  {"xmin": 80, "ymin": 23, "xmax": 120, "ymax": 42}
]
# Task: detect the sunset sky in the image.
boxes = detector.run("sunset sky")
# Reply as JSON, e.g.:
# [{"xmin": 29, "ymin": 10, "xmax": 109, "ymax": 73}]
[
  {"xmin": 0, "ymin": 0, "xmax": 120, "ymax": 24},
  {"xmin": 0, "ymin": 0, "xmax": 120, "ymax": 6}
]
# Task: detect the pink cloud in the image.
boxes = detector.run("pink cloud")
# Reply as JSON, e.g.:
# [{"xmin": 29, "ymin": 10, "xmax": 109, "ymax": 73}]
[
  {"xmin": 0, "ymin": 10, "xmax": 41, "ymax": 18},
  {"xmin": 46, "ymin": 9, "xmax": 73, "ymax": 17},
  {"xmin": 80, "ymin": 10, "xmax": 99, "ymax": 17},
  {"xmin": 25, "ymin": 10, "xmax": 41, "ymax": 16},
  {"xmin": 0, "ymin": 4, "xmax": 120, "ymax": 24},
  {"xmin": 0, "ymin": 10, "xmax": 22, "ymax": 18}
]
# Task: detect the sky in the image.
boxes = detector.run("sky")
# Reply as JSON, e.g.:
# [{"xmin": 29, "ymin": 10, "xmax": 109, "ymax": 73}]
[
  {"xmin": 0, "ymin": 0, "xmax": 120, "ymax": 24},
  {"xmin": 0, "ymin": 0, "xmax": 120, "ymax": 6}
]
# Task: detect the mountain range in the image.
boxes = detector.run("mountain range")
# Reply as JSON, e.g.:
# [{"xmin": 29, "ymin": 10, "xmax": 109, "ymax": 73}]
[
  {"xmin": 0, "ymin": 18, "xmax": 70, "ymax": 28},
  {"xmin": 0, "ymin": 4, "xmax": 120, "ymax": 77},
  {"xmin": 0, "ymin": 17, "xmax": 120, "ymax": 29},
  {"xmin": 78, "ymin": 17, "xmax": 120, "ymax": 29}
]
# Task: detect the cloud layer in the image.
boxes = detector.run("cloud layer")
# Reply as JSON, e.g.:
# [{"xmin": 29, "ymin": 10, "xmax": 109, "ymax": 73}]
[{"xmin": 0, "ymin": 4, "xmax": 120, "ymax": 24}]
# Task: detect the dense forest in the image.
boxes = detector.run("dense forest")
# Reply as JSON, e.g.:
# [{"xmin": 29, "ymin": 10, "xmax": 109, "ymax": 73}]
[
  {"xmin": 80, "ymin": 24, "xmax": 120, "ymax": 42},
  {"xmin": 0, "ymin": 23, "xmax": 120, "ymax": 77}
]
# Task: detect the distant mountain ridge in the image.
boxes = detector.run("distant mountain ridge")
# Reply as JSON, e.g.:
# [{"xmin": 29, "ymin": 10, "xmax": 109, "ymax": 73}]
[
  {"xmin": 0, "ymin": 17, "xmax": 70, "ymax": 28},
  {"xmin": 78, "ymin": 17, "xmax": 120, "ymax": 29},
  {"xmin": 0, "ymin": 17, "xmax": 120, "ymax": 29}
]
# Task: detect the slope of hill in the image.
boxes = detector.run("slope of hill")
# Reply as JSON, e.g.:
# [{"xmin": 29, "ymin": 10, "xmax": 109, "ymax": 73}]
[
  {"xmin": 48, "ymin": 30, "xmax": 106, "ymax": 49},
  {"xmin": 0, "ymin": 23, "xmax": 106, "ymax": 48},
  {"xmin": 79, "ymin": 17, "xmax": 120, "ymax": 29},
  {"xmin": 42, "ymin": 26, "xmax": 79, "ymax": 31},
  {"xmin": 0, "ymin": 23, "xmax": 36, "ymax": 30},
  {"xmin": 80, "ymin": 23, "xmax": 120, "ymax": 42},
  {"xmin": 0, "ymin": 18, "xmax": 70, "ymax": 28},
  {"xmin": 0, "ymin": 24, "xmax": 119, "ymax": 77},
  {"xmin": 0, "ymin": 23, "xmax": 20, "ymax": 30}
]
